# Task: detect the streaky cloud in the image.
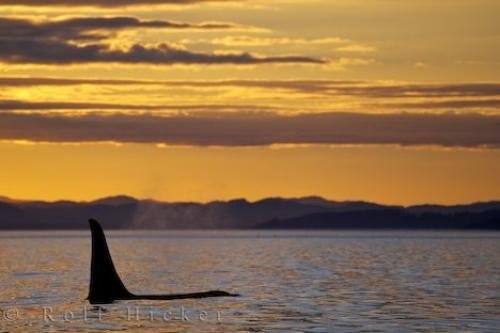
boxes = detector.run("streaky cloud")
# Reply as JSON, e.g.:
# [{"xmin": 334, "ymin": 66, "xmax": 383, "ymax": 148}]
[
  {"xmin": 377, "ymin": 99, "xmax": 500, "ymax": 109},
  {"xmin": 0, "ymin": 77, "xmax": 361, "ymax": 87},
  {"xmin": 1, "ymin": 77, "xmax": 498, "ymax": 99},
  {"xmin": 0, "ymin": 99, "xmax": 278, "ymax": 112},
  {"xmin": 0, "ymin": 112, "xmax": 498, "ymax": 148}
]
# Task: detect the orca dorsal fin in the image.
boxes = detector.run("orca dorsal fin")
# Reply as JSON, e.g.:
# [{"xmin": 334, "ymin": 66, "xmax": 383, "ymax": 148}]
[{"xmin": 88, "ymin": 218, "xmax": 132, "ymax": 303}]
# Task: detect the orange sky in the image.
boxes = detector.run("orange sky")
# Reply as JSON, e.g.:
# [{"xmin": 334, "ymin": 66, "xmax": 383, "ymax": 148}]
[{"xmin": 0, "ymin": 0, "xmax": 499, "ymax": 204}]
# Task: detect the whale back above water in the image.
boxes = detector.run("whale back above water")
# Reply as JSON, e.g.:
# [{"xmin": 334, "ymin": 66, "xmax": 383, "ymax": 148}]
[{"xmin": 87, "ymin": 218, "xmax": 238, "ymax": 304}]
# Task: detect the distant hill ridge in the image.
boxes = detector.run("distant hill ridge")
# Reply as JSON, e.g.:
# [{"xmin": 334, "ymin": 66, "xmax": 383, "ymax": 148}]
[{"xmin": 0, "ymin": 195, "xmax": 499, "ymax": 230}]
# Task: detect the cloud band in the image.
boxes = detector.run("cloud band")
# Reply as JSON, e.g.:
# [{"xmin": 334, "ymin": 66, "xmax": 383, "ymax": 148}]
[
  {"xmin": 0, "ymin": 112, "xmax": 498, "ymax": 148},
  {"xmin": 0, "ymin": 17, "xmax": 325, "ymax": 65}
]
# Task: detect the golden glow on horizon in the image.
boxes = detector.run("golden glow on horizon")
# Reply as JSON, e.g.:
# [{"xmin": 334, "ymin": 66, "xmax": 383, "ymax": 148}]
[{"xmin": 1, "ymin": 142, "xmax": 499, "ymax": 205}]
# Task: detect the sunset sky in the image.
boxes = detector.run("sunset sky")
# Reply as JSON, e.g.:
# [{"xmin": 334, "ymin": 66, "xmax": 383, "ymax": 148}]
[{"xmin": 0, "ymin": 0, "xmax": 499, "ymax": 204}]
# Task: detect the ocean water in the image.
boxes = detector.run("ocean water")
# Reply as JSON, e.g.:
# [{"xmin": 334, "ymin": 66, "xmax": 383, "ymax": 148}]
[{"xmin": 0, "ymin": 230, "xmax": 499, "ymax": 332}]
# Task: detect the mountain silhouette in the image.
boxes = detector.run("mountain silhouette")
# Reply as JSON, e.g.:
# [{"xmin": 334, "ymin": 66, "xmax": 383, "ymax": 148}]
[
  {"xmin": 257, "ymin": 209, "xmax": 500, "ymax": 230},
  {"xmin": 0, "ymin": 195, "xmax": 499, "ymax": 229}
]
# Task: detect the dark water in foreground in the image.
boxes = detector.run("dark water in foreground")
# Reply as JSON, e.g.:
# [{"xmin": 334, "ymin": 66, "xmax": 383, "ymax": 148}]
[{"xmin": 0, "ymin": 230, "xmax": 499, "ymax": 332}]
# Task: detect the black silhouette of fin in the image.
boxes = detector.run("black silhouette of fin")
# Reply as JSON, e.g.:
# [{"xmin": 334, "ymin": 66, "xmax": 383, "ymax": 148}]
[
  {"xmin": 88, "ymin": 218, "xmax": 132, "ymax": 303},
  {"xmin": 87, "ymin": 218, "xmax": 238, "ymax": 304}
]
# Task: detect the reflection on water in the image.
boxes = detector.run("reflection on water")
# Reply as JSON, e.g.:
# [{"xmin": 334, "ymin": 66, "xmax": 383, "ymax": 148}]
[{"xmin": 0, "ymin": 230, "xmax": 499, "ymax": 332}]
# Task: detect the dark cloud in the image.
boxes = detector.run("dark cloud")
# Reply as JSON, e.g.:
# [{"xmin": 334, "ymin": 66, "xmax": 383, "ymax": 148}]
[
  {"xmin": 0, "ymin": 17, "xmax": 324, "ymax": 65},
  {"xmin": 0, "ymin": 112, "xmax": 498, "ymax": 148},
  {"xmin": 0, "ymin": 17, "xmax": 239, "ymax": 42},
  {"xmin": 0, "ymin": 41, "xmax": 325, "ymax": 65},
  {"xmin": 0, "ymin": 41, "xmax": 323, "ymax": 65},
  {"xmin": 0, "ymin": 0, "xmax": 232, "ymax": 7}
]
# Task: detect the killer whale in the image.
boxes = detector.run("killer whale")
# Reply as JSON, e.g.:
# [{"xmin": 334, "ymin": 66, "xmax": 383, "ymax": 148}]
[{"xmin": 87, "ymin": 218, "xmax": 238, "ymax": 304}]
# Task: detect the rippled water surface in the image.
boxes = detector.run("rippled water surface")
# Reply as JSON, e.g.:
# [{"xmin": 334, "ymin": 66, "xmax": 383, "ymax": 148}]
[{"xmin": 0, "ymin": 230, "xmax": 499, "ymax": 332}]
